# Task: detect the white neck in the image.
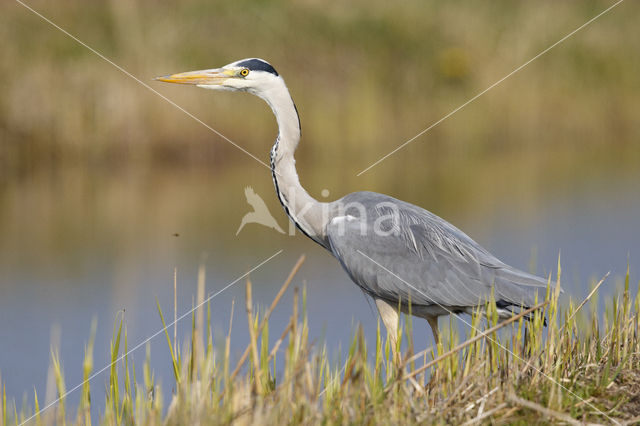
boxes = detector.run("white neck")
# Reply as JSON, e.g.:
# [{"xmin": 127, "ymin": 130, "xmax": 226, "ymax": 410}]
[{"xmin": 253, "ymin": 77, "xmax": 327, "ymax": 243}]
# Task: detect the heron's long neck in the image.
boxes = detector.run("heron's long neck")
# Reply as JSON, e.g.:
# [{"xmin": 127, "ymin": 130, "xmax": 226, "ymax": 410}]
[{"xmin": 259, "ymin": 80, "xmax": 327, "ymax": 243}]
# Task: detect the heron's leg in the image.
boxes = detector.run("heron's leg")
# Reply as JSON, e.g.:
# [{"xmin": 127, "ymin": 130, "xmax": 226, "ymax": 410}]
[
  {"xmin": 375, "ymin": 299, "xmax": 400, "ymax": 362},
  {"xmin": 426, "ymin": 315, "xmax": 440, "ymax": 346}
]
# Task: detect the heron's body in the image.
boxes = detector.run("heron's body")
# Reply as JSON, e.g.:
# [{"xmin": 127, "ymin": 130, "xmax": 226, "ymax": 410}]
[
  {"xmin": 158, "ymin": 58, "xmax": 552, "ymax": 348},
  {"xmin": 326, "ymin": 191, "xmax": 548, "ymax": 313}
]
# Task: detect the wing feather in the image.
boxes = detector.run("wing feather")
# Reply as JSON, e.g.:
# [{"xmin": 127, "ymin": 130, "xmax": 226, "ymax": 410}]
[{"xmin": 325, "ymin": 192, "xmax": 551, "ymax": 312}]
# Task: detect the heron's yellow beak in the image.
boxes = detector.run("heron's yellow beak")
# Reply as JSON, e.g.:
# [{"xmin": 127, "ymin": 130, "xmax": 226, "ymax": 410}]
[{"xmin": 154, "ymin": 68, "xmax": 235, "ymax": 85}]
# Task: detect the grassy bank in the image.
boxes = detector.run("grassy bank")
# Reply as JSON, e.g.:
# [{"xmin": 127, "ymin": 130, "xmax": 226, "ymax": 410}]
[{"xmin": 2, "ymin": 257, "xmax": 639, "ymax": 425}]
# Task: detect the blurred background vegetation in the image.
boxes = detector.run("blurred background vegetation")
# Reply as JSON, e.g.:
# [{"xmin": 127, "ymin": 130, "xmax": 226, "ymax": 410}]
[{"xmin": 2, "ymin": 0, "xmax": 639, "ymax": 176}]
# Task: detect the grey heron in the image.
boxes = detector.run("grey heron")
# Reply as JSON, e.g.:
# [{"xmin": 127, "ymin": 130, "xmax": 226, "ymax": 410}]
[{"xmin": 157, "ymin": 58, "xmax": 553, "ymax": 350}]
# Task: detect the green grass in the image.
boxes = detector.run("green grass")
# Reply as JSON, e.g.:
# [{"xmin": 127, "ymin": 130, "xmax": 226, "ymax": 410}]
[{"xmin": 2, "ymin": 257, "xmax": 639, "ymax": 425}]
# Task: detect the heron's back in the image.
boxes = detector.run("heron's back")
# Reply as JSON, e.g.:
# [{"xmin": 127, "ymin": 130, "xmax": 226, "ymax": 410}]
[{"xmin": 325, "ymin": 191, "xmax": 552, "ymax": 313}]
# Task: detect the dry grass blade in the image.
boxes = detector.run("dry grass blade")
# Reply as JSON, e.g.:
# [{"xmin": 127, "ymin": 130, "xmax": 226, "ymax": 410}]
[
  {"xmin": 230, "ymin": 255, "xmax": 305, "ymax": 380},
  {"xmin": 268, "ymin": 323, "xmax": 292, "ymax": 361},
  {"xmin": 195, "ymin": 263, "xmax": 206, "ymax": 369},
  {"xmin": 622, "ymin": 415, "xmax": 640, "ymax": 426},
  {"xmin": 245, "ymin": 279, "xmax": 262, "ymax": 392},
  {"xmin": 404, "ymin": 301, "xmax": 548, "ymax": 381},
  {"xmin": 508, "ymin": 394, "xmax": 598, "ymax": 426},
  {"xmin": 561, "ymin": 272, "xmax": 610, "ymax": 332},
  {"xmin": 460, "ymin": 402, "xmax": 507, "ymax": 426},
  {"xmin": 174, "ymin": 267, "xmax": 178, "ymax": 355}
]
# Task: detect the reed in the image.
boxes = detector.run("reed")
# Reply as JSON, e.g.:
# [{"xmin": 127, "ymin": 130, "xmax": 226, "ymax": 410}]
[{"xmin": 2, "ymin": 256, "xmax": 639, "ymax": 425}]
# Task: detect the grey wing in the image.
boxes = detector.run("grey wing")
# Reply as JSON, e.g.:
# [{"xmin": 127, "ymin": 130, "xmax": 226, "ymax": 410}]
[{"xmin": 325, "ymin": 208, "xmax": 549, "ymax": 311}]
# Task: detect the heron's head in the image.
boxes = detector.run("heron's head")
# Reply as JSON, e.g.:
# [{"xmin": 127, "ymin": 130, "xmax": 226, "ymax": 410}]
[{"xmin": 155, "ymin": 58, "xmax": 281, "ymax": 95}]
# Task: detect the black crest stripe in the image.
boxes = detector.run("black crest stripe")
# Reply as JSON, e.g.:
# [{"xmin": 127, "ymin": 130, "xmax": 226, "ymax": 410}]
[{"xmin": 237, "ymin": 59, "xmax": 279, "ymax": 76}]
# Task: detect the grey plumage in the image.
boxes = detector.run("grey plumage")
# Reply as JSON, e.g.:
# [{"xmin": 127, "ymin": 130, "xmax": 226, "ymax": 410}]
[
  {"xmin": 326, "ymin": 191, "xmax": 549, "ymax": 318},
  {"xmin": 157, "ymin": 58, "xmax": 556, "ymax": 349}
]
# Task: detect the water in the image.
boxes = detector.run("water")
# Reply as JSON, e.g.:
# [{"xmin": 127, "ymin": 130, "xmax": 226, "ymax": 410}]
[{"xmin": 1, "ymin": 163, "xmax": 638, "ymax": 415}]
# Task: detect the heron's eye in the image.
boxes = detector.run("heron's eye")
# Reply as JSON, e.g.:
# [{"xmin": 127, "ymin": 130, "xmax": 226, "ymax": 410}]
[{"xmin": 239, "ymin": 68, "xmax": 249, "ymax": 77}]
